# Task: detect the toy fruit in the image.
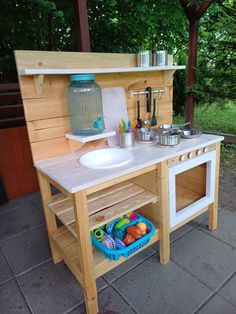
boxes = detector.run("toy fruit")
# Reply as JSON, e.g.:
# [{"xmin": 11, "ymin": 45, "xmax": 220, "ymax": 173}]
[
  {"xmin": 123, "ymin": 233, "xmax": 135, "ymax": 246},
  {"xmin": 136, "ymin": 222, "xmax": 147, "ymax": 235},
  {"xmin": 126, "ymin": 226, "xmax": 142, "ymax": 239},
  {"xmin": 115, "ymin": 218, "xmax": 130, "ymax": 229}
]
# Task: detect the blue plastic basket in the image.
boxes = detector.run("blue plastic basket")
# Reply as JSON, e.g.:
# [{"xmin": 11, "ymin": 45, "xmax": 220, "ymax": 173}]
[{"xmin": 91, "ymin": 214, "xmax": 155, "ymax": 261}]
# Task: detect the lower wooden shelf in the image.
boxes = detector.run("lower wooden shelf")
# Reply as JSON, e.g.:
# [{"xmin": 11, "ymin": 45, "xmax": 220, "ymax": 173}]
[
  {"xmin": 47, "ymin": 181, "xmax": 158, "ymax": 237},
  {"xmin": 50, "ymin": 225, "xmax": 159, "ymax": 280}
]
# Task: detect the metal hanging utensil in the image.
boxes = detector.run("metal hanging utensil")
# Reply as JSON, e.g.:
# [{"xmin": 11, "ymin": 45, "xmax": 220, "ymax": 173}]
[{"xmin": 137, "ymin": 93, "xmax": 142, "ymax": 129}]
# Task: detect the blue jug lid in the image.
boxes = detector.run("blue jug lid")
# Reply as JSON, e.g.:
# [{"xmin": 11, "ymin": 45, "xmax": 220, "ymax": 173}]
[{"xmin": 70, "ymin": 74, "xmax": 95, "ymax": 82}]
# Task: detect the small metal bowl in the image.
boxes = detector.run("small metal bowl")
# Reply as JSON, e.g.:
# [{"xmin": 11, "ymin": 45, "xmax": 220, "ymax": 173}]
[
  {"xmin": 158, "ymin": 131, "xmax": 180, "ymax": 146},
  {"xmin": 181, "ymin": 129, "xmax": 202, "ymax": 139},
  {"xmin": 136, "ymin": 128, "xmax": 158, "ymax": 142}
]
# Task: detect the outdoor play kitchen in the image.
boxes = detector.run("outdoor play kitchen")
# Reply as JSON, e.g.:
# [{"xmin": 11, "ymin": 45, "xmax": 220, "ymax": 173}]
[{"xmin": 15, "ymin": 50, "xmax": 223, "ymax": 314}]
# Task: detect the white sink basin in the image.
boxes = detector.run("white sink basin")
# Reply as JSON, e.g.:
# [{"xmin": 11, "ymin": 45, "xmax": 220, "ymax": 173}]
[{"xmin": 79, "ymin": 148, "xmax": 133, "ymax": 169}]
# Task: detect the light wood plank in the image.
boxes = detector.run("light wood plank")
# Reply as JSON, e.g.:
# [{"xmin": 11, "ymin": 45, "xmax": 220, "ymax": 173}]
[
  {"xmin": 157, "ymin": 161, "xmax": 170, "ymax": 265},
  {"xmin": 208, "ymin": 142, "xmax": 221, "ymax": 230},
  {"xmin": 37, "ymin": 170, "xmax": 62, "ymax": 264},
  {"xmin": 72, "ymin": 191, "xmax": 98, "ymax": 314}
]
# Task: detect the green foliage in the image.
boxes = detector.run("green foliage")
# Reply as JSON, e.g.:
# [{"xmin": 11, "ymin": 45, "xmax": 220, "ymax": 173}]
[
  {"xmin": 174, "ymin": 102, "xmax": 236, "ymax": 134},
  {"xmin": 195, "ymin": 1, "xmax": 236, "ymax": 105}
]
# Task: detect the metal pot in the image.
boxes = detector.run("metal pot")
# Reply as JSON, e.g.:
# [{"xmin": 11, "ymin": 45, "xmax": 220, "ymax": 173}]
[
  {"xmin": 157, "ymin": 131, "xmax": 180, "ymax": 146},
  {"xmin": 136, "ymin": 128, "xmax": 158, "ymax": 142}
]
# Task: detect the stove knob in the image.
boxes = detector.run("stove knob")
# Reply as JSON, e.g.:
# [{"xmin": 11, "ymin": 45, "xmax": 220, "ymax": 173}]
[
  {"xmin": 196, "ymin": 149, "xmax": 202, "ymax": 156},
  {"xmin": 180, "ymin": 155, "xmax": 185, "ymax": 162},
  {"xmin": 203, "ymin": 147, "xmax": 208, "ymax": 153},
  {"xmin": 188, "ymin": 152, "xmax": 193, "ymax": 159}
]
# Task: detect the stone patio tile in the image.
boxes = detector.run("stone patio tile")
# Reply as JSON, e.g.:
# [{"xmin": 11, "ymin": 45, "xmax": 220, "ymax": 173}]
[
  {"xmin": 187, "ymin": 210, "xmax": 209, "ymax": 227},
  {"xmin": 218, "ymin": 273, "xmax": 236, "ymax": 307},
  {"xmin": 114, "ymin": 254, "xmax": 212, "ymax": 314},
  {"xmin": 197, "ymin": 294, "xmax": 236, "ymax": 314},
  {"xmin": 18, "ymin": 260, "xmax": 107, "ymax": 314},
  {"xmin": 72, "ymin": 286, "xmax": 136, "ymax": 314},
  {"xmin": 0, "ymin": 194, "xmax": 31, "ymax": 214},
  {"xmin": 27, "ymin": 191, "xmax": 43, "ymax": 211},
  {"xmin": 0, "ymin": 279, "xmax": 31, "ymax": 314},
  {"xmin": 0, "ymin": 248, "xmax": 13, "ymax": 284},
  {"xmin": 103, "ymin": 246, "xmax": 155, "ymax": 283},
  {"xmin": 171, "ymin": 223, "xmax": 195, "ymax": 243},
  {"xmin": 0, "ymin": 203, "xmax": 44, "ymax": 241},
  {"xmin": 197, "ymin": 210, "xmax": 236, "ymax": 248},
  {"xmin": 2, "ymin": 225, "xmax": 51, "ymax": 275},
  {"xmin": 171, "ymin": 228, "xmax": 236, "ymax": 290}
]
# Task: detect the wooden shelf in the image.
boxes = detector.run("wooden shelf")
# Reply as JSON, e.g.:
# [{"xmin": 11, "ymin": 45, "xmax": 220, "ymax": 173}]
[
  {"xmin": 65, "ymin": 130, "xmax": 116, "ymax": 143},
  {"xmin": 47, "ymin": 181, "xmax": 158, "ymax": 237},
  {"xmin": 50, "ymin": 226, "xmax": 159, "ymax": 279},
  {"xmin": 19, "ymin": 65, "xmax": 185, "ymax": 76}
]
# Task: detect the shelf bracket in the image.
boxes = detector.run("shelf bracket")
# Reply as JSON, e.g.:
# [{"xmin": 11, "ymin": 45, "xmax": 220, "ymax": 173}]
[
  {"xmin": 33, "ymin": 74, "xmax": 44, "ymax": 96},
  {"xmin": 164, "ymin": 70, "xmax": 175, "ymax": 85}
]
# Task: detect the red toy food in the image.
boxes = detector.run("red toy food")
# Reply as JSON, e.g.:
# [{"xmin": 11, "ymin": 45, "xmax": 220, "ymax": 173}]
[
  {"xmin": 123, "ymin": 233, "xmax": 135, "ymax": 246},
  {"xmin": 126, "ymin": 226, "xmax": 143, "ymax": 240}
]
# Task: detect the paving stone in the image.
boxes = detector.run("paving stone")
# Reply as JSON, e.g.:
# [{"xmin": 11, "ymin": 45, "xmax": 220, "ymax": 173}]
[
  {"xmin": 0, "ymin": 248, "xmax": 13, "ymax": 284},
  {"xmin": 114, "ymin": 254, "xmax": 212, "ymax": 314},
  {"xmin": 0, "ymin": 194, "xmax": 31, "ymax": 214},
  {"xmin": 171, "ymin": 228, "xmax": 236, "ymax": 290},
  {"xmin": 218, "ymin": 273, "xmax": 236, "ymax": 307},
  {"xmin": 197, "ymin": 210, "xmax": 236, "ymax": 248},
  {"xmin": 27, "ymin": 191, "xmax": 43, "ymax": 211},
  {"xmin": 0, "ymin": 279, "xmax": 31, "ymax": 314},
  {"xmin": 171, "ymin": 223, "xmax": 195, "ymax": 243},
  {"xmin": 18, "ymin": 260, "xmax": 107, "ymax": 314},
  {"xmin": 2, "ymin": 225, "xmax": 51, "ymax": 275},
  {"xmin": 103, "ymin": 246, "xmax": 155, "ymax": 283},
  {"xmin": 72, "ymin": 286, "xmax": 136, "ymax": 314},
  {"xmin": 197, "ymin": 294, "xmax": 236, "ymax": 314},
  {"xmin": 0, "ymin": 203, "xmax": 44, "ymax": 241}
]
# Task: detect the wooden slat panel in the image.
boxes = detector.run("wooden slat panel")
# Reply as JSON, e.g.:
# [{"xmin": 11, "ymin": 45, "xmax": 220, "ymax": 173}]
[
  {"xmin": 0, "ymin": 92, "xmax": 22, "ymax": 103},
  {"xmin": 176, "ymin": 185, "xmax": 204, "ymax": 212},
  {"xmin": 15, "ymin": 50, "xmax": 136, "ymax": 71},
  {"xmin": 0, "ymin": 104, "xmax": 24, "ymax": 116},
  {"xmin": 31, "ymin": 137, "xmax": 70, "ymax": 162}
]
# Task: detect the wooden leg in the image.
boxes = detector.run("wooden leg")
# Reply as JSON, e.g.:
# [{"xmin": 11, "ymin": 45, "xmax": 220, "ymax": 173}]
[
  {"xmin": 37, "ymin": 170, "xmax": 62, "ymax": 263},
  {"xmin": 209, "ymin": 143, "xmax": 221, "ymax": 231},
  {"xmin": 157, "ymin": 161, "xmax": 170, "ymax": 265},
  {"xmin": 72, "ymin": 191, "xmax": 98, "ymax": 314}
]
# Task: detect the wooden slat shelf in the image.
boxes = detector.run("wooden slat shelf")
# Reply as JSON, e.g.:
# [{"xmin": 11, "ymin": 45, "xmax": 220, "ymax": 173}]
[
  {"xmin": 51, "ymin": 226, "xmax": 160, "ymax": 279},
  {"xmin": 46, "ymin": 181, "xmax": 158, "ymax": 237}
]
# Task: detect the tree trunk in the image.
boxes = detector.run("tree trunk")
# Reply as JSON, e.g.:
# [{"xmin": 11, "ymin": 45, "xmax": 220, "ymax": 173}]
[{"xmin": 185, "ymin": 18, "xmax": 199, "ymax": 126}]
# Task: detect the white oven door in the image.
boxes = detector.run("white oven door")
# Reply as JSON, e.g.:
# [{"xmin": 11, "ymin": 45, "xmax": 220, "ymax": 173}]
[{"xmin": 168, "ymin": 151, "xmax": 216, "ymax": 228}]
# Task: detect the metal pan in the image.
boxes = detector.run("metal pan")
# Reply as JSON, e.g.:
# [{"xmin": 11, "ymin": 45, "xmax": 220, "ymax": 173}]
[{"xmin": 181, "ymin": 129, "xmax": 202, "ymax": 139}]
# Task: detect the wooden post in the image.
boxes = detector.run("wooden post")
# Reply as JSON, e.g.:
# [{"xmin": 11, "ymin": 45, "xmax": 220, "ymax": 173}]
[
  {"xmin": 72, "ymin": 191, "xmax": 98, "ymax": 314},
  {"xmin": 37, "ymin": 171, "xmax": 62, "ymax": 263},
  {"xmin": 73, "ymin": 0, "xmax": 91, "ymax": 52},
  {"xmin": 208, "ymin": 142, "xmax": 221, "ymax": 230},
  {"xmin": 157, "ymin": 161, "xmax": 170, "ymax": 264}
]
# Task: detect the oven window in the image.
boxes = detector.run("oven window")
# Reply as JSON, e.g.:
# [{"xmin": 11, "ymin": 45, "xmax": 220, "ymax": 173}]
[{"xmin": 176, "ymin": 163, "xmax": 206, "ymax": 212}]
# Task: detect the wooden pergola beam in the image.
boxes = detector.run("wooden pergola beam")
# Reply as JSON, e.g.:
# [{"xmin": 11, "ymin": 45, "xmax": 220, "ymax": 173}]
[{"xmin": 73, "ymin": 0, "xmax": 91, "ymax": 52}]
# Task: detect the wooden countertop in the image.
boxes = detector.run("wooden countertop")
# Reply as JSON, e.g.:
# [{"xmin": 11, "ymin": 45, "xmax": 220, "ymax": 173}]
[{"xmin": 35, "ymin": 134, "xmax": 224, "ymax": 193}]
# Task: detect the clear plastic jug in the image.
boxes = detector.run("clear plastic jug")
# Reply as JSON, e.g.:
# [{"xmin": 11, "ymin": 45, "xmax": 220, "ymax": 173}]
[{"xmin": 67, "ymin": 74, "xmax": 104, "ymax": 135}]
